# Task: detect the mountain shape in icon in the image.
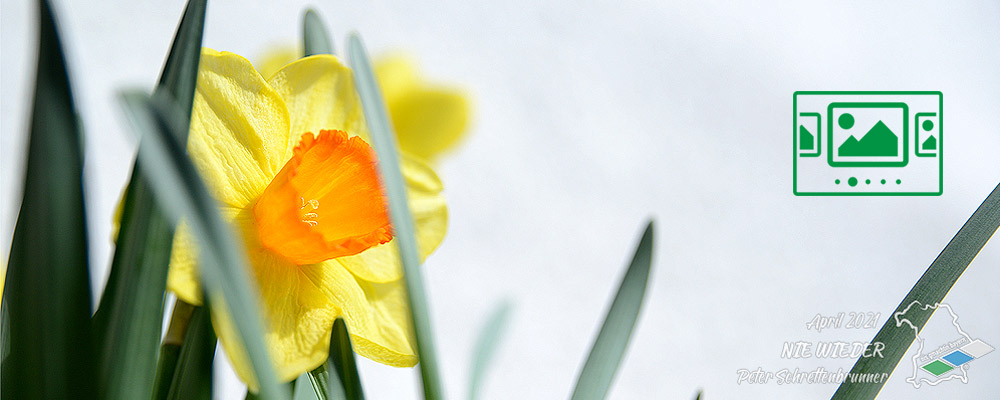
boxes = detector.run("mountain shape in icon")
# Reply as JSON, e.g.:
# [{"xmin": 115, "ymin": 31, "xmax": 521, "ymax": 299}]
[
  {"xmin": 922, "ymin": 135, "xmax": 937, "ymax": 151},
  {"xmin": 799, "ymin": 125, "xmax": 814, "ymax": 150},
  {"xmin": 838, "ymin": 120, "xmax": 898, "ymax": 157}
]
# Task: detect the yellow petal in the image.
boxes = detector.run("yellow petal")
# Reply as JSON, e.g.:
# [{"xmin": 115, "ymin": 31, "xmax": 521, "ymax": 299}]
[
  {"xmin": 167, "ymin": 222, "xmax": 202, "ymax": 305},
  {"xmin": 209, "ymin": 299, "xmax": 257, "ymax": 389},
  {"xmin": 204, "ymin": 210, "xmax": 343, "ymax": 387},
  {"xmin": 166, "ymin": 222, "xmax": 201, "ymax": 304},
  {"xmin": 350, "ymin": 278, "xmax": 418, "ymax": 367},
  {"xmin": 111, "ymin": 184, "xmax": 127, "ymax": 241},
  {"xmin": 302, "ymin": 261, "xmax": 417, "ymax": 367},
  {"xmin": 251, "ymin": 254, "xmax": 338, "ymax": 383},
  {"xmin": 189, "ymin": 48, "xmax": 291, "ymax": 209},
  {"xmin": 266, "ymin": 54, "xmax": 369, "ymax": 158},
  {"xmin": 334, "ymin": 154, "xmax": 448, "ymax": 282},
  {"xmin": 166, "ymin": 206, "xmax": 244, "ymax": 305},
  {"xmin": 256, "ymin": 46, "xmax": 301, "ymax": 81},
  {"xmin": 0, "ymin": 262, "xmax": 5, "ymax": 305},
  {"xmin": 388, "ymin": 87, "xmax": 470, "ymax": 160},
  {"xmin": 374, "ymin": 54, "xmax": 420, "ymax": 103},
  {"xmin": 374, "ymin": 55, "xmax": 471, "ymax": 160}
]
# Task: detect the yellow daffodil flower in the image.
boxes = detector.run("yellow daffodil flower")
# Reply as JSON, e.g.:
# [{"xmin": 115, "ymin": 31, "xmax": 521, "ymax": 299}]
[
  {"xmin": 259, "ymin": 48, "xmax": 470, "ymax": 161},
  {"xmin": 168, "ymin": 48, "xmax": 447, "ymax": 386}
]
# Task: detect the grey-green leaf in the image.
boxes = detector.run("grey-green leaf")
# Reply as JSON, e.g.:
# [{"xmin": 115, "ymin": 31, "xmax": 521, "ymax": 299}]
[
  {"xmin": 0, "ymin": 0, "xmax": 95, "ymax": 398},
  {"xmin": 468, "ymin": 302, "xmax": 512, "ymax": 400},
  {"xmin": 93, "ymin": 165, "xmax": 175, "ymax": 400},
  {"xmin": 303, "ymin": 9, "xmax": 334, "ymax": 56},
  {"xmin": 307, "ymin": 364, "xmax": 332, "ymax": 400},
  {"xmin": 92, "ymin": 1, "xmax": 206, "ymax": 398},
  {"xmin": 117, "ymin": 91, "xmax": 286, "ymax": 400},
  {"xmin": 294, "ymin": 373, "xmax": 321, "ymax": 400},
  {"xmin": 164, "ymin": 303, "xmax": 216, "ymax": 400},
  {"xmin": 152, "ymin": 301, "xmax": 193, "ymax": 400},
  {"xmin": 831, "ymin": 182, "xmax": 1000, "ymax": 400},
  {"xmin": 327, "ymin": 318, "xmax": 364, "ymax": 400},
  {"xmin": 154, "ymin": 0, "xmax": 206, "ymax": 124},
  {"xmin": 305, "ymin": 318, "xmax": 365, "ymax": 400},
  {"xmin": 348, "ymin": 33, "xmax": 445, "ymax": 400},
  {"xmin": 570, "ymin": 221, "xmax": 655, "ymax": 400}
]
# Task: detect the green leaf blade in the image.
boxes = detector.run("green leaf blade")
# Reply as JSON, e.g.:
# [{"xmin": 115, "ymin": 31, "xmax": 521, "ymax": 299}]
[
  {"xmin": 307, "ymin": 365, "xmax": 332, "ymax": 400},
  {"xmin": 155, "ymin": 0, "xmax": 207, "ymax": 125},
  {"xmin": 152, "ymin": 300, "xmax": 193, "ymax": 400},
  {"xmin": 303, "ymin": 323, "xmax": 367, "ymax": 400},
  {"xmin": 164, "ymin": 304, "xmax": 217, "ymax": 400},
  {"xmin": 468, "ymin": 302, "xmax": 512, "ymax": 400},
  {"xmin": 831, "ymin": 182, "xmax": 1000, "ymax": 400},
  {"xmin": 91, "ymin": 1, "xmax": 207, "ymax": 398},
  {"xmin": 1, "ymin": 0, "xmax": 95, "ymax": 398},
  {"xmin": 326, "ymin": 318, "xmax": 364, "ymax": 400},
  {"xmin": 303, "ymin": 9, "xmax": 334, "ymax": 57},
  {"xmin": 117, "ymin": 91, "xmax": 286, "ymax": 400},
  {"xmin": 92, "ymin": 173, "xmax": 174, "ymax": 400},
  {"xmin": 570, "ymin": 221, "xmax": 655, "ymax": 400},
  {"xmin": 347, "ymin": 33, "xmax": 445, "ymax": 400}
]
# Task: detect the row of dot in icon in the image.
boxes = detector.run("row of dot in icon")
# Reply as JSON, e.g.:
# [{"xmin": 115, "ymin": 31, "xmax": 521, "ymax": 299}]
[{"xmin": 835, "ymin": 177, "xmax": 901, "ymax": 187}]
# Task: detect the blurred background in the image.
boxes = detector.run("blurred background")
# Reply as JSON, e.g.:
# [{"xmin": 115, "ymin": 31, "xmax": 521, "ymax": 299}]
[{"xmin": 2, "ymin": 0, "xmax": 998, "ymax": 398}]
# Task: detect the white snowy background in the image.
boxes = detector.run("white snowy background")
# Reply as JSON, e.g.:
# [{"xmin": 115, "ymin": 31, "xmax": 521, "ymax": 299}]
[{"xmin": 2, "ymin": 1, "xmax": 998, "ymax": 399}]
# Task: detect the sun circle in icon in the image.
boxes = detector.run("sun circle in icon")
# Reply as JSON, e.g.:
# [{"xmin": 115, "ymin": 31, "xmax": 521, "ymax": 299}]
[
  {"xmin": 838, "ymin": 113, "xmax": 855, "ymax": 130},
  {"xmin": 922, "ymin": 119, "xmax": 935, "ymax": 131}
]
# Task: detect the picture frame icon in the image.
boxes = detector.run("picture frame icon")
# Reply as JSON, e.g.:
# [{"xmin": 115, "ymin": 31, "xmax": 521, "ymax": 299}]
[
  {"xmin": 827, "ymin": 102, "xmax": 908, "ymax": 167},
  {"xmin": 792, "ymin": 91, "xmax": 942, "ymax": 196}
]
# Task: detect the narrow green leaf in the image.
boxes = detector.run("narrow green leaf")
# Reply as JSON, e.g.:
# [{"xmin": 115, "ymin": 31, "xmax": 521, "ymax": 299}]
[
  {"xmin": 307, "ymin": 365, "xmax": 332, "ymax": 400},
  {"xmin": 165, "ymin": 303, "xmax": 216, "ymax": 400},
  {"xmin": 305, "ymin": 281, "xmax": 369, "ymax": 400},
  {"xmin": 152, "ymin": 342, "xmax": 183, "ymax": 399},
  {"xmin": 327, "ymin": 318, "xmax": 364, "ymax": 400},
  {"xmin": 155, "ymin": 0, "xmax": 207, "ymax": 117},
  {"xmin": 831, "ymin": 182, "xmax": 1000, "ymax": 400},
  {"xmin": 294, "ymin": 374, "xmax": 321, "ymax": 400},
  {"xmin": 693, "ymin": 389, "xmax": 702, "ymax": 400},
  {"xmin": 92, "ymin": 164, "xmax": 175, "ymax": 400},
  {"xmin": 571, "ymin": 221, "xmax": 655, "ymax": 400},
  {"xmin": 303, "ymin": 9, "xmax": 334, "ymax": 56},
  {"xmin": 348, "ymin": 33, "xmax": 444, "ymax": 399},
  {"xmin": 117, "ymin": 91, "xmax": 286, "ymax": 400},
  {"xmin": 91, "ymin": 1, "xmax": 206, "ymax": 397},
  {"xmin": 305, "ymin": 319, "xmax": 366, "ymax": 400},
  {"xmin": 246, "ymin": 383, "xmax": 295, "ymax": 400},
  {"xmin": 0, "ymin": 0, "xmax": 95, "ymax": 398},
  {"xmin": 468, "ymin": 302, "xmax": 512, "ymax": 400},
  {"xmin": 152, "ymin": 300, "xmax": 194, "ymax": 400}
]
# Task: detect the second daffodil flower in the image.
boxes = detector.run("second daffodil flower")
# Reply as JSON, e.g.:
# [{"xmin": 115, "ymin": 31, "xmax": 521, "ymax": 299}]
[
  {"xmin": 259, "ymin": 49, "xmax": 471, "ymax": 161},
  {"xmin": 168, "ymin": 48, "xmax": 447, "ymax": 385}
]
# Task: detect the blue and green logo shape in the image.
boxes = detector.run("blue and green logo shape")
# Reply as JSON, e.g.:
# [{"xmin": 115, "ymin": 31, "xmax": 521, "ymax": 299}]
[
  {"xmin": 894, "ymin": 301, "xmax": 994, "ymax": 388},
  {"xmin": 793, "ymin": 91, "xmax": 942, "ymax": 196}
]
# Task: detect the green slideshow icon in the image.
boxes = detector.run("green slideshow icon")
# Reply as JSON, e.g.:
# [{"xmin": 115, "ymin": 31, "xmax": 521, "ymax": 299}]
[{"xmin": 793, "ymin": 91, "xmax": 942, "ymax": 196}]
